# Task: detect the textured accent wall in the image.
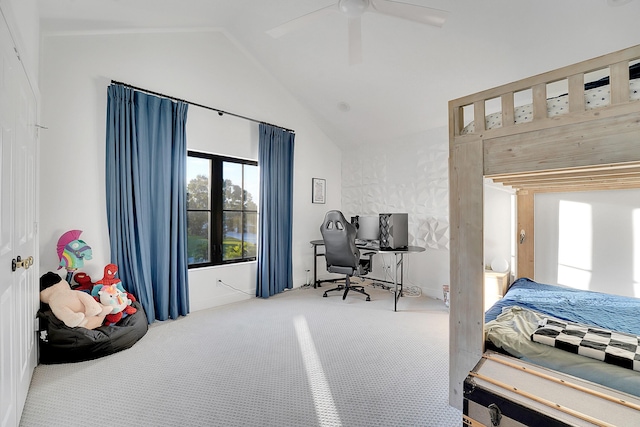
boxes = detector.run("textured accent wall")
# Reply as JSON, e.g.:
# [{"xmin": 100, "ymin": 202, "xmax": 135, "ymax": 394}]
[{"xmin": 342, "ymin": 131, "xmax": 449, "ymax": 250}]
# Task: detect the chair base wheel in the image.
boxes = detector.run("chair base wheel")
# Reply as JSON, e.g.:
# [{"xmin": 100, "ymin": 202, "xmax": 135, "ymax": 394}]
[{"xmin": 321, "ymin": 281, "xmax": 370, "ymax": 301}]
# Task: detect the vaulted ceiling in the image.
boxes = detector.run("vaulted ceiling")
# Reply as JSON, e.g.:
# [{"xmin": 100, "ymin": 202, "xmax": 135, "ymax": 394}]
[{"xmin": 37, "ymin": 0, "xmax": 640, "ymax": 147}]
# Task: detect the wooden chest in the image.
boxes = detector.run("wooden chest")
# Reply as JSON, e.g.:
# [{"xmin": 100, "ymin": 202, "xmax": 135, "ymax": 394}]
[{"xmin": 463, "ymin": 352, "xmax": 640, "ymax": 427}]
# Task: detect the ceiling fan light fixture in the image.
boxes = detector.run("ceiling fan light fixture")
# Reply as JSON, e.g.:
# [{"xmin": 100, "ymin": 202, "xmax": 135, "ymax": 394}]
[{"xmin": 339, "ymin": 0, "xmax": 369, "ymax": 18}]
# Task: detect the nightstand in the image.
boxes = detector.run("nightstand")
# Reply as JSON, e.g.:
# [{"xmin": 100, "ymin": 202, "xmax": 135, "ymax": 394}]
[{"xmin": 484, "ymin": 269, "xmax": 510, "ymax": 311}]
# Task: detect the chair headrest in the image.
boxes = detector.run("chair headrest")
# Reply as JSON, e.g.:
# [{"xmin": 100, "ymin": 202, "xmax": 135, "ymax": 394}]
[
  {"xmin": 322, "ymin": 210, "xmax": 349, "ymax": 232},
  {"xmin": 320, "ymin": 210, "xmax": 359, "ymax": 271}
]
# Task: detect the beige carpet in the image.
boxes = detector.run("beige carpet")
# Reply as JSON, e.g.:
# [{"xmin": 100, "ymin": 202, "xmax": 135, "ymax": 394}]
[{"xmin": 20, "ymin": 283, "xmax": 461, "ymax": 426}]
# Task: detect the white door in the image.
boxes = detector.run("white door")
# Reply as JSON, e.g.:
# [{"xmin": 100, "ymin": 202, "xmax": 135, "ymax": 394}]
[{"xmin": 0, "ymin": 10, "xmax": 39, "ymax": 427}]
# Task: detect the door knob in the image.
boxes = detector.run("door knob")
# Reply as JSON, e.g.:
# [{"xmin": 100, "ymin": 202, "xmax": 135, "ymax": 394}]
[{"xmin": 11, "ymin": 256, "xmax": 34, "ymax": 272}]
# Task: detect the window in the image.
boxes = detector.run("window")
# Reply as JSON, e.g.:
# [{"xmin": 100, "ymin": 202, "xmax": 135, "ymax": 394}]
[{"xmin": 187, "ymin": 151, "xmax": 258, "ymax": 267}]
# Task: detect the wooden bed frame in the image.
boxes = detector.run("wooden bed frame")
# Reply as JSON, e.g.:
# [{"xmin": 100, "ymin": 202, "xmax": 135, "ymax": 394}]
[{"xmin": 448, "ymin": 44, "xmax": 640, "ymax": 410}]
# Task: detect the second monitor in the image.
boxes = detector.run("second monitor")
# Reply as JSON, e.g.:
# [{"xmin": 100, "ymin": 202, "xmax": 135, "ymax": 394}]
[
  {"xmin": 356, "ymin": 215, "xmax": 380, "ymax": 241},
  {"xmin": 355, "ymin": 213, "xmax": 408, "ymax": 250}
]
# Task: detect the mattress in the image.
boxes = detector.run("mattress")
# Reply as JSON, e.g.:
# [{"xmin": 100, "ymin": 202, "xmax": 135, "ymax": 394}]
[
  {"xmin": 485, "ymin": 277, "xmax": 640, "ymax": 335},
  {"xmin": 484, "ymin": 278, "xmax": 640, "ymax": 398},
  {"xmin": 462, "ymin": 63, "xmax": 640, "ymax": 134}
]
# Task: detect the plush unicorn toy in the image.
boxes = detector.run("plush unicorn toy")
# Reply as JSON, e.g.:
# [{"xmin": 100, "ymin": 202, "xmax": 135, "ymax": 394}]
[{"xmin": 97, "ymin": 285, "xmax": 137, "ymax": 326}]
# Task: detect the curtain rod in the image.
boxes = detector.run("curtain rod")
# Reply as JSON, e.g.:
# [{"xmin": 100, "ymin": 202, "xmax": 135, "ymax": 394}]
[{"xmin": 110, "ymin": 80, "xmax": 295, "ymax": 134}]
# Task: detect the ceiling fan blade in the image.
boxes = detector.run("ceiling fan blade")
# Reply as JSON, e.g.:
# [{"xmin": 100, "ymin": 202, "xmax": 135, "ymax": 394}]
[
  {"xmin": 370, "ymin": 0, "xmax": 448, "ymax": 27},
  {"xmin": 348, "ymin": 16, "xmax": 363, "ymax": 65},
  {"xmin": 266, "ymin": 4, "xmax": 340, "ymax": 38}
]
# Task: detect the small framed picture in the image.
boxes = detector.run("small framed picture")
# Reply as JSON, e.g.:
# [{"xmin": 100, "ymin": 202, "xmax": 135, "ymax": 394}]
[{"xmin": 312, "ymin": 178, "xmax": 326, "ymax": 204}]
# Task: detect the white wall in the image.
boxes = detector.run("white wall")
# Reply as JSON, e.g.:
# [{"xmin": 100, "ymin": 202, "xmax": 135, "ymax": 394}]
[
  {"xmin": 39, "ymin": 30, "xmax": 342, "ymax": 312},
  {"xmin": 340, "ymin": 126, "xmax": 515, "ymax": 299},
  {"xmin": 484, "ymin": 180, "xmax": 514, "ymax": 275},
  {"xmin": 341, "ymin": 127, "xmax": 450, "ymax": 299},
  {"xmin": 535, "ymin": 188, "xmax": 640, "ymax": 298}
]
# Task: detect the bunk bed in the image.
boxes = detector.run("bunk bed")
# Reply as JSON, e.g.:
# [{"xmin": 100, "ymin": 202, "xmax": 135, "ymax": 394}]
[
  {"xmin": 447, "ymin": 44, "xmax": 640, "ymax": 417},
  {"xmin": 484, "ymin": 278, "xmax": 640, "ymax": 398}
]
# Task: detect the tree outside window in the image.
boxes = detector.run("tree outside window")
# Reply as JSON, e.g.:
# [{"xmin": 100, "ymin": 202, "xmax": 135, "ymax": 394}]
[{"xmin": 187, "ymin": 152, "xmax": 258, "ymax": 267}]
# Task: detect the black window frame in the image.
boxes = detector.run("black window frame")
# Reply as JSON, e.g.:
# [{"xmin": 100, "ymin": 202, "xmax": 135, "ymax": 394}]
[{"xmin": 187, "ymin": 151, "xmax": 258, "ymax": 268}]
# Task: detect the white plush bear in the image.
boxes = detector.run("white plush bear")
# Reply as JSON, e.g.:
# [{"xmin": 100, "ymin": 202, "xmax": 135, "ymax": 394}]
[{"xmin": 40, "ymin": 272, "xmax": 112, "ymax": 329}]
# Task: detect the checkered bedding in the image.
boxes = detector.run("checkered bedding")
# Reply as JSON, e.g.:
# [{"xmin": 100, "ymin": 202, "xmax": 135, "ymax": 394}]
[{"xmin": 531, "ymin": 318, "xmax": 640, "ymax": 372}]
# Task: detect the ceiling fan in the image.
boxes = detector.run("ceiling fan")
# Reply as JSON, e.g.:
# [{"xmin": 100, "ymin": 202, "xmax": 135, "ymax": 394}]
[{"xmin": 266, "ymin": 0, "xmax": 449, "ymax": 65}]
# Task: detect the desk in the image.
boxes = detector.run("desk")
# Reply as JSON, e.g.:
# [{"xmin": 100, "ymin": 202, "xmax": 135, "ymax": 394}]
[{"xmin": 310, "ymin": 240, "xmax": 425, "ymax": 311}]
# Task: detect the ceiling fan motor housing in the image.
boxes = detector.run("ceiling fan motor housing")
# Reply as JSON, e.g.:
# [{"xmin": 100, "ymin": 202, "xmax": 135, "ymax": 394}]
[
  {"xmin": 266, "ymin": 0, "xmax": 448, "ymax": 65},
  {"xmin": 339, "ymin": 0, "xmax": 370, "ymax": 17}
]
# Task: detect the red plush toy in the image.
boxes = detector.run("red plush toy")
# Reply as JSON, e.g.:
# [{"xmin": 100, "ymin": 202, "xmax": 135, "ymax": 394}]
[
  {"xmin": 73, "ymin": 272, "xmax": 94, "ymax": 292},
  {"xmin": 96, "ymin": 263, "xmax": 121, "ymax": 287},
  {"xmin": 91, "ymin": 264, "xmax": 137, "ymax": 326}
]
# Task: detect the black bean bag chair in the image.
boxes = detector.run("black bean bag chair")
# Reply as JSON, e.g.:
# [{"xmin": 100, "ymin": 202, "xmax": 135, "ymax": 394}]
[{"xmin": 37, "ymin": 301, "xmax": 148, "ymax": 364}]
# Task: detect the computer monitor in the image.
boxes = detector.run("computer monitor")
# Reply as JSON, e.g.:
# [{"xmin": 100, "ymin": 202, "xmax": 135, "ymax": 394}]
[{"xmin": 357, "ymin": 216, "xmax": 379, "ymax": 241}]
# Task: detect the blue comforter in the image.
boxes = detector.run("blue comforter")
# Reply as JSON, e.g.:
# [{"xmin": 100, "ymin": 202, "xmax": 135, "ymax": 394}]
[{"xmin": 485, "ymin": 278, "xmax": 640, "ymax": 336}]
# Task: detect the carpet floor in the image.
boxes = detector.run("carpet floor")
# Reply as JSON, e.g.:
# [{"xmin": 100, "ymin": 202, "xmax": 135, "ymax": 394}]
[{"xmin": 20, "ymin": 283, "xmax": 461, "ymax": 426}]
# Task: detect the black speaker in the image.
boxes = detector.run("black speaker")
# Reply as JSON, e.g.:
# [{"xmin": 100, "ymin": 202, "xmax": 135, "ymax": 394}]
[{"xmin": 379, "ymin": 213, "xmax": 408, "ymax": 250}]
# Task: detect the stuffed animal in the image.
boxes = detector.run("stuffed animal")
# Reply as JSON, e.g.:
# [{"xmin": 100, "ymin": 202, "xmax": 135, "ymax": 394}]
[
  {"xmin": 97, "ymin": 284, "xmax": 137, "ymax": 326},
  {"xmin": 95, "ymin": 263, "xmax": 120, "ymax": 286},
  {"xmin": 91, "ymin": 264, "xmax": 137, "ymax": 301},
  {"xmin": 40, "ymin": 272, "xmax": 112, "ymax": 329},
  {"xmin": 73, "ymin": 272, "xmax": 94, "ymax": 292},
  {"xmin": 91, "ymin": 264, "xmax": 137, "ymax": 326},
  {"xmin": 91, "ymin": 263, "xmax": 126, "ymax": 296}
]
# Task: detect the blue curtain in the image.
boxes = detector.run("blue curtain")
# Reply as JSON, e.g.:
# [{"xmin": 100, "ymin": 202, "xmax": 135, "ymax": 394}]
[
  {"xmin": 256, "ymin": 123, "xmax": 295, "ymax": 298},
  {"xmin": 105, "ymin": 84, "xmax": 190, "ymax": 322}
]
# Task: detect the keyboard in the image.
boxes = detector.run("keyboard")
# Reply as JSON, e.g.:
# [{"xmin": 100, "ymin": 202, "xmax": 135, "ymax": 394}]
[{"xmin": 356, "ymin": 239, "xmax": 379, "ymax": 249}]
